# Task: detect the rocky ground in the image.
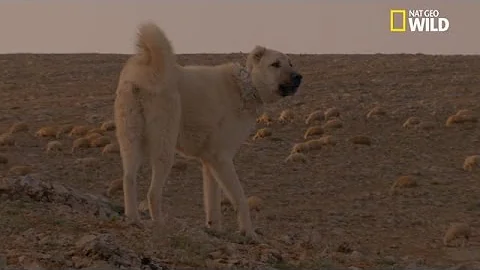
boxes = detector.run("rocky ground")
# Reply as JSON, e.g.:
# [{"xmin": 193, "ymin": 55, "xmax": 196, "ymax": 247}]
[{"xmin": 0, "ymin": 53, "xmax": 480, "ymax": 269}]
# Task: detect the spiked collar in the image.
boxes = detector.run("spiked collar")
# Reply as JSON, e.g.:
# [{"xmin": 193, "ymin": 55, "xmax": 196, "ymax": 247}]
[{"xmin": 233, "ymin": 63, "xmax": 262, "ymax": 111}]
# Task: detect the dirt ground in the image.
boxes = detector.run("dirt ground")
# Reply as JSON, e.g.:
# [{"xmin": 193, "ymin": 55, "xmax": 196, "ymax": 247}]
[{"xmin": 1, "ymin": 53, "xmax": 480, "ymax": 270}]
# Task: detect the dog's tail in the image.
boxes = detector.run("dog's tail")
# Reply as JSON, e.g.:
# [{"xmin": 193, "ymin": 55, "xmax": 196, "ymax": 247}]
[{"xmin": 135, "ymin": 22, "xmax": 176, "ymax": 76}]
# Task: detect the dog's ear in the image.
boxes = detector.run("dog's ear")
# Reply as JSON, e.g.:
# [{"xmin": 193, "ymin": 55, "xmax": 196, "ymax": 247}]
[
  {"xmin": 250, "ymin": 45, "xmax": 266, "ymax": 63},
  {"xmin": 246, "ymin": 45, "xmax": 267, "ymax": 71}
]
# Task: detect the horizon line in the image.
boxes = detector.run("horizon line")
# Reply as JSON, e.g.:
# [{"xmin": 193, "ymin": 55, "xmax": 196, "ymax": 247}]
[{"xmin": 1, "ymin": 52, "xmax": 479, "ymax": 57}]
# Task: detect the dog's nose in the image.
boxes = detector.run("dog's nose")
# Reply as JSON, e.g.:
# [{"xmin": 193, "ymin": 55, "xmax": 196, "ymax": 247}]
[
  {"xmin": 292, "ymin": 73, "xmax": 302, "ymax": 81},
  {"xmin": 291, "ymin": 73, "xmax": 302, "ymax": 86}
]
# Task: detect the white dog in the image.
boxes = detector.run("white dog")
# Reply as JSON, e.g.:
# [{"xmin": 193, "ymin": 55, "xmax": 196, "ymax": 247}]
[{"xmin": 114, "ymin": 22, "xmax": 302, "ymax": 238}]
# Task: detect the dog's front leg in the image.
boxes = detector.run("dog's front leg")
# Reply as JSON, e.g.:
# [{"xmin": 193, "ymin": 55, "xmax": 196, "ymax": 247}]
[
  {"xmin": 202, "ymin": 162, "xmax": 222, "ymax": 231},
  {"xmin": 208, "ymin": 156, "xmax": 255, "ymax": 238}
]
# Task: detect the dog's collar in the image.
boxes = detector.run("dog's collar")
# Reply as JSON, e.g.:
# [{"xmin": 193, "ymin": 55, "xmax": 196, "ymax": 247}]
[{"xmin": 233, "ymin": 63, "xmax": 262, "ymax": 109}]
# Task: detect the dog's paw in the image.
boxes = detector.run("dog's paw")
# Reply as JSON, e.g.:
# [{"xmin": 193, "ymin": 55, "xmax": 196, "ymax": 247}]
[
  {"xmin": 236, "ymin": 229, "xmax": 263, "ymax": 244},
  {"xmin": 204, "ymin": 227, "xmax": 226, "ymax": 238},
  {"xmin": 121, "ymin": 216, "xmax": 144, "ymax": 228}
]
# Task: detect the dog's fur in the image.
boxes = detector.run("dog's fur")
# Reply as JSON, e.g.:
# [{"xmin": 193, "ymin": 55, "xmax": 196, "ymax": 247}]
[{"xmin": 114, "ymin": 22, "xmax": 302, "ymax": 237}]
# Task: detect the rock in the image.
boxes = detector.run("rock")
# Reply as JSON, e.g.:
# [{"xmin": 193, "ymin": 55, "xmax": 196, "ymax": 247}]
[
  {"xmin": 46, "ymin": 140, "xmax": 63, "ymax": 153},
  {"xmin": 72, "ymin": 256, "xmax": 92, "ymax": 268},
  {"xmin": 138, "ymin": 200, "xmax": 149, "ymax": 214},
  {"xmin": 259, "ymin": 248, "xmax": 283, "ymax": 264},
  {"xmin": 0, "ymin": 154, "xmax": 8, "ymax": 164},
  {"xmin": 350, "ymin": 251, "xmax": 363, "ymax": 261},
  {"xmin": 82, "ymin": 261, "xmax": 119, "ymax": 270},
  {"xmin": 0, "ymin": 254, "xmax": 6, "ymax": 269},
  {"xmin": 0, "ymin": 175, "xmax": 121, "ymax": 218},
  {"xmin": 86, "ymin": 114, "xmax": 102, "ymax": 124},
  {"xmin": 23, "ymin": 260, "xmax": 45, "ymax": 270},
  {"xmin": 75, "ymin": 235, "xmax": 98, "ymax": 249},
  {"xmin": 448, "ymin": 262, "xmax": 480, "ymax": 270},
  {"xmin": 74, "ymin": 233, "xmax": 139, "ymax": 268},
  {"xmin": 382, "ymin": 255, "xmax": 396, "ymax": 265},
  {"xmin": 207, "ymin": 250, "xmax": 224, "ymax": 260}
]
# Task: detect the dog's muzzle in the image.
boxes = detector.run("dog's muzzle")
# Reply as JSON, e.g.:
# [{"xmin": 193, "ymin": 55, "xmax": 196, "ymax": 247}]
[{"xmin": 279, "ymin": 72, "xmax": 303, "ymax": 96}]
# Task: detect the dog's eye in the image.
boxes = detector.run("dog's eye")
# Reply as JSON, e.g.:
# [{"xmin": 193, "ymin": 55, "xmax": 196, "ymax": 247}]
[{"xmin": 271, "ymin": 61, "xmax": 281, "ymax": 68}]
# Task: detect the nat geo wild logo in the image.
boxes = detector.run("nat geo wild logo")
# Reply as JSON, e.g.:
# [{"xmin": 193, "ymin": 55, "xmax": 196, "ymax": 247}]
[{"xmin": 390, "ymin": 9, "xmax": 450, "ymax": 33}]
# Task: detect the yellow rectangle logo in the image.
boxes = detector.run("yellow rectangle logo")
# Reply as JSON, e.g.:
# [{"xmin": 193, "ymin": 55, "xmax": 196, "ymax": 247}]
[{"xmin": 390, "ymin": 9, "xmax": 406, "ymax": 32}]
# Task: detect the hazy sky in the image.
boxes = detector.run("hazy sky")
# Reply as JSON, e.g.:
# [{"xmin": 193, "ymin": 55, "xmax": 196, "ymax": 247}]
[{"xmin": 0, "ymin": 0, "xmax": 478, "ymax": 54}]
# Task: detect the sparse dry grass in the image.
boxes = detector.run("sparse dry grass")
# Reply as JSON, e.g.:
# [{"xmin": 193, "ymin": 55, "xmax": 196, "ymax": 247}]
[
  {"xmin": 366, "ymin": 106, "xmax": 387, "ymax": 119},
  {"xmin": 278, "ymin": 109, "xmax": 295, "ymax": 124},
  {"xmin": 35, "ymin": 126, "xmax": 57, "ymax": 137},
  {"xmin": 303, "ymin": 126, "xmax": 324, "ymax": 139},
  {"xmin": 285, "ymin": 152, "xmax": 308, "ymax": 163},
  {"xmin": 90, "ymin": 135, "xmax": 111, "ymax": 147},
  {"xmin": 324, "ymin": 107, "xmax": 340, "ymax": 120},
  {"xmin": 304, "ymin": 139, "xmax": 323, "ymax": 151},
  {"xmin": 316, "ymin": 135, "xmax": 337, "ymax": 146},
  {"xmin": 252, "ymin": 127, "xmax": 272, "ymax": 140},
  {"xmin": 100, "ymin": 120, "xmax": 116, "ymax": 131},
  {"xmin": 56, "ymin": 124, "xmax": 74, "ymax": 138},
  {"xmin": 247, "ymin": 196, "xmax": 262, "ymax": 211},
  {"xmin": 322, "ymin": 118, "xmax": 343, "ymax": 129},
  {"xmin": 291, "ymin": 142, "xmax": 310, "ymax": 154},
  {"xmin": 0, "ymin": 132, "xmax": 15, "ymax": 146},
  {"xmin": 348, "ymin": 135, "xmax": 371, "ymax": 145},
  {"xmin": 8, "ymin": 165, "xmax": 33, "ymax": 176},
  {"xmin": 8, "ymin": 122, "xmax": 29, "ymax": 133},
  {"xmin": 102, "ymin": 143, "xmax": 120, "ymax": 155},
  {"xmin": 389, "ymin": 175, "xmax": 417, "ymax": 195},
  {"xmin": 463, "ymin": 155, "xmax": 479, "ymax": 172},
  {"xmin": 446, "ymin": 114, "xmax": 478, "ymax": 127},
  {"xmin": 443, "ymin": 222, "xmax": 471, "ymax": 247},
  {"xmin": 69, "ymin": 125, "xmax": 90, "ymax": 137},
  {"xmin": 72, "ymin": 138, "xmax": 90, "ymax": 152},
  {"xmin": 402, "ymin": 116, "xmax": 421, "ymax": 129},
  {"xmin": 256, "ymin": 113, "xmax": 272, "ymax": 126},
  {"xmin": 305, "ymin": 110, "xmax": 323, "ymax": 125}
]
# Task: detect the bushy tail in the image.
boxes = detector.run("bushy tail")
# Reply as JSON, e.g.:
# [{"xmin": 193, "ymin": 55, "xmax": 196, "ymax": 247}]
[{"xmin": 135, "ymin": 21, "xmax": 176, "ymax": 76}]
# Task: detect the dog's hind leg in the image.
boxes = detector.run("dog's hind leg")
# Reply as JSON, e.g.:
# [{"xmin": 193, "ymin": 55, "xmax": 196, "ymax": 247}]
[
  {"xmin": 145, "ymin": 95, "xmax": 181, "ymax": 225},
  {"xmin": 202, "ymin": 162, "xmax": 222, "ymax": 231},
  {"xmin": 119, "ymin": 140, "xmax": 143, "ymax": 223},
  {"xmin": 207, "ymin": 155, "xmax": 255, "ymax": 238},
  {"xmin": 115, "ymin": 87, "xmax": 145, "ymax": 224}
]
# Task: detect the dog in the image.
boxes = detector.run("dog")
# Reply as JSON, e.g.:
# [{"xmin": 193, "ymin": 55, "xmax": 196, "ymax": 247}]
[{"xmin": 114, "ymin": 22, "xmax": 303, "ymax": 238}]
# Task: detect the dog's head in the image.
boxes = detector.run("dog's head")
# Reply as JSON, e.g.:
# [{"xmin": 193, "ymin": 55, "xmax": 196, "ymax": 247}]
[{"xmin": 246, "ymin": 45, "xmax": 302, "ymax": 103}]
